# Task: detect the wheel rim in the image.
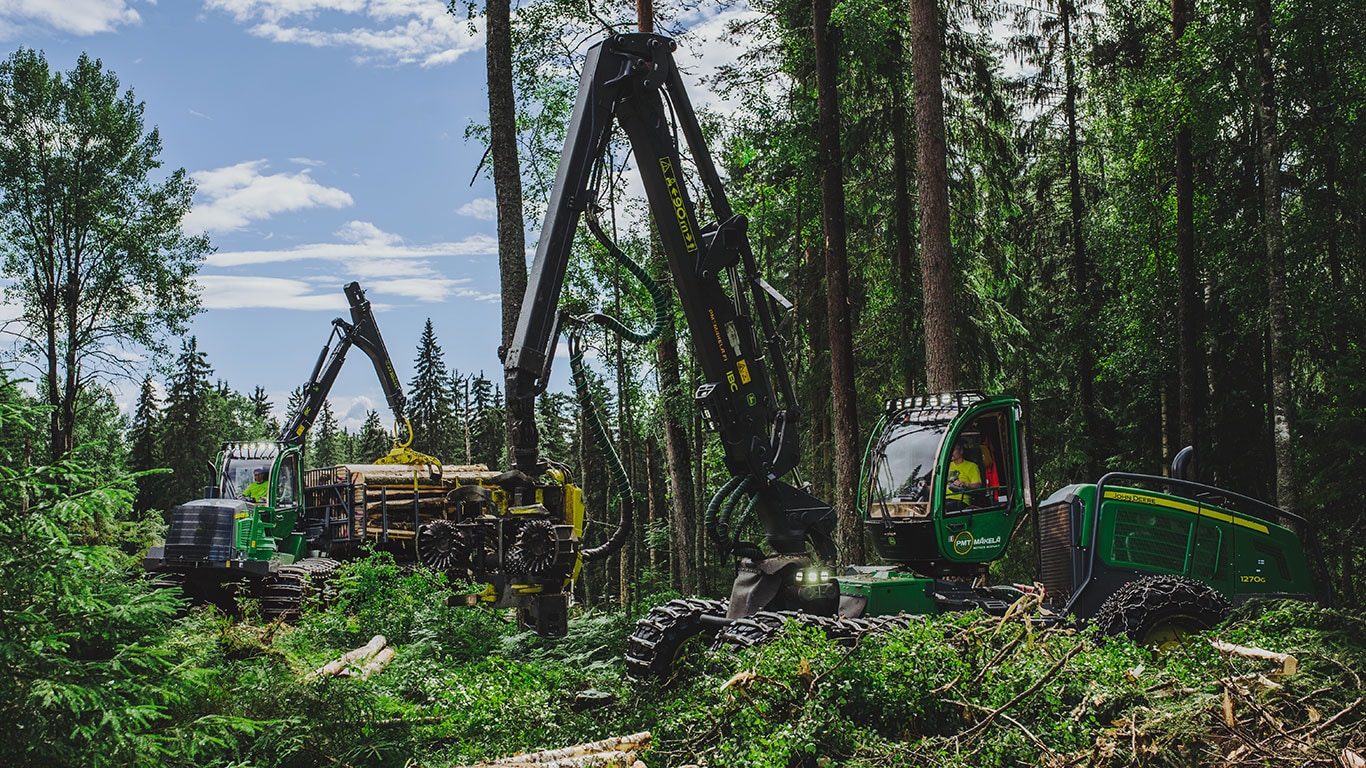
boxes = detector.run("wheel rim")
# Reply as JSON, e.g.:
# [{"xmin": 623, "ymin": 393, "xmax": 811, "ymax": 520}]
[{"xmin": 1141, "ymin": 615, "xmax": 1205, "ymax": 652}]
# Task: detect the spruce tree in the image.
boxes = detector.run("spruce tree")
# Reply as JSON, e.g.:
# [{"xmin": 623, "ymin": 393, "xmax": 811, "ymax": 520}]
[
  {"xmin": 159, "ymin": 337, "xmax": 217, "ymax": 509},
  {"xmin": 249, "ymin": 385, "xmax": 277, "ymax": 437},
  {"xmin": 408, "ymin": 319, "xmax": 457, "ymax": 460},
  {"xmin": 468, "ymin": 373, "xmax": 505, "ymax": 468},
  {"xmin": 312, "ymin": 401, "xmax": 340, "ymax": 467},
  {"xmin": 358, "ymin": 410, "xmax": 393, "ymax": 461},
  {"xmin": 127, "ymin": 375, "xmax": 163, "ymax": 511}
]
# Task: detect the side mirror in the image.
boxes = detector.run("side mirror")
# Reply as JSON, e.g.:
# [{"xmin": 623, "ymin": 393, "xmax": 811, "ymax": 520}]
[{"xmin": 1170, "ymin": 446, "xmax": 1195, "ymax": 481}]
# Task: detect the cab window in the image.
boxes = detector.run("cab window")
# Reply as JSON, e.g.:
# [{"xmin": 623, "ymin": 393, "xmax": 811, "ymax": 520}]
[
  {"xmin": 943, "ymin": 411, "xmax": 1012, "ymax": 513},
  {"xmin": 276, "ymin": 454, "xmax": 298, "ymax": 507}
]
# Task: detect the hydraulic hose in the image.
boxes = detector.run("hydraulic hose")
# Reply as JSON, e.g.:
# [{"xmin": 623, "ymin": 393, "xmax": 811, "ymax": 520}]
[
  {"xmin": 714, "ymin": 474, "xmax": 753, "ymax": 554},
  {"xmin": 581, "ymin": 205, "xmax": 670, "ymax": 345},
  {"xmin": 570, "ymin": 331, "xmax": 633, "ymax": 563},
  {"xmin": 566, "ymin": 204, "xmax": 670, "ymax": 564},
  {"xmin": 726, "ymin": 491, "xmax": 765, "ymax": 560},
  {"xmin": 705, "ymin": 473, "xmax": 748, "ymax": 550}
]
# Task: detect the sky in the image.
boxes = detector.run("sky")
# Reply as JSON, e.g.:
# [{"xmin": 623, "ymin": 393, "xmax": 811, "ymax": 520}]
[{"xmin": 0, "ymin": 0, "xmax": 752, "ymax": 433}]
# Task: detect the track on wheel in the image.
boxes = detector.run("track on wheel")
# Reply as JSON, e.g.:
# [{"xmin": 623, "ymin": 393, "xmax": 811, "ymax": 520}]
[
  {"xmin": 712, "ymin": 610, "xmax": 914, "ymax": 651},
  {"xmin": 625, "ymin": 598, "xmax": 728, "ymax": 683},
  {"xmin": 258, "ymin": 557, "xmax": 341, "ymax": 621},
  {"xmin": 1092, "ymin": 574, "xmax": 1230, "ymax": 648}
]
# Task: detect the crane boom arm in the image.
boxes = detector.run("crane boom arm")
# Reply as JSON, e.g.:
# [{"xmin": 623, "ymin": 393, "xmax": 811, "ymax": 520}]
[
  {"xmin": 504, "ymin": 34, "xmax": 835, "ymax": 560},
  {"xmin": 280, "ymin": 282, "xmax": 408, "ymax": 446}
]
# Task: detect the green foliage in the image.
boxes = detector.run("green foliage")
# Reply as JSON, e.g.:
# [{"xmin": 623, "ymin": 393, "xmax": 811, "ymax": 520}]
[
  {"xmin": 311, "ymin": 400, "xmax": 341, "ymax": 467},
  {"xmin": 0, "ymin": 379, "xmax": 192, "ymax": 768},
  {"xmin": 0, "ymin": 48, "xmax": 208, "ymax": 461},
  {"xmin": 648, "ymin": 605, "xmax": 1363, "ymax": 767},
  {"xmin": 408, "ymin": 318, "xmax": 461, "ymax": 462},
  {"xmin": 357, "ymin": 409, "xmax": 393, "ymax": 462}
]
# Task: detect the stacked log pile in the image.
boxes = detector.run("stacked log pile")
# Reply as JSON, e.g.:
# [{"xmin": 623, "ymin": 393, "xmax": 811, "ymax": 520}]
[{"xmin": 307, "ymin": 464, "xmax": 502, "ymax": 542}]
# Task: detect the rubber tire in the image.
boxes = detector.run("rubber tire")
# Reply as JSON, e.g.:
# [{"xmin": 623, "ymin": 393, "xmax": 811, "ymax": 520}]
[
  {"xmin": 1093, "ymin": 574, "xmax": 1230, "ymax": 648},
  {"xmin": 625, "ymin": 598, "xmax": 727, "ymax": 683}
]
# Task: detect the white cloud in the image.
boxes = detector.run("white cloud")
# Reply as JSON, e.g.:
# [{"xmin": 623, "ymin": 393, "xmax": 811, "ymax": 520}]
[
  {"xmin": 208, "ymin": 221, "xmax": 497, "ymax": 267},
  {"xmin": 204, "ymin": 221, "xmax": 500, "ymax": 303},
  {"xmin": 184, "ymin": 160, "xmax": 354, "ymax": 233},
  {"xmin": 0, "ymin": 0, "xmax": 142, "ymax": 37},
  {"xmin": 336, "ymin": 219, "xmax": 399, "ymax": 245},
  {"xmin": 456, "ymin": 197, "xmax": 496, "ymax": 221},
  {"xmin": 336, "ymin": 394, "xmax": 377, "ymax": 430},
  {"xmin": 196, "ymin": 274, "xmax": 351, "ymax": 310},
  {"xmin": 203, "ymin": 0, "xmax": 483, "ymax": 67},
  {"xmin": 367, "ymin": 276, "xmax": 482, "ymax": 302}
]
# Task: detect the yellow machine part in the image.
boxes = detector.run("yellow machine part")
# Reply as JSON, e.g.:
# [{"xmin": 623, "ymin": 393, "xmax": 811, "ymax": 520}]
[{"xmin": 372, "ymin": 416, "xmax": 443, "ymax": 467}]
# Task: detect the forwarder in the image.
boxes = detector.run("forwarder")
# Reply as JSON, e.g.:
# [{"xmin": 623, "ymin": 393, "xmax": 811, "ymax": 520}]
[{"xmin": 144, "ymin": 281, "xmax": 416, "ymax": 615}]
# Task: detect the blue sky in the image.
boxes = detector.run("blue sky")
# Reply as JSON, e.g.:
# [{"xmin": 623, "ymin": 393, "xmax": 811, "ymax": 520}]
[
  {"xmin": 2, "ymin": 0, "xmax": 511, "ymax": 432},
  {"xmin": 1, "ymin": 1, "xmax": 755, "ymax": 435}
]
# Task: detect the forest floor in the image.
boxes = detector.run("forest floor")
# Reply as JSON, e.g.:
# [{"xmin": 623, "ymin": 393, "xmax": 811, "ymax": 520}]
[{"xmin": 8, "ymin": 553, "xmax": 1364, "ymax": 767}]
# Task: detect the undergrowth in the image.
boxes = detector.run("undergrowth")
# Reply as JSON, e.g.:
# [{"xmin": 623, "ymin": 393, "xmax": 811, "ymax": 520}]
[{"xmin": 4, "ymin": 534, "xmax": 1364, "ymax": 767}]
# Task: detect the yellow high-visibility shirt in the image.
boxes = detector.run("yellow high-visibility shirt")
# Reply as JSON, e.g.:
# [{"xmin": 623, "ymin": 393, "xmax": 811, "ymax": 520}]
[
  {"xmin": 244, "ymin": 480, "xmax": 269, "ymax": 502},
  {"xmin": 947, "ymin": 459, "xmax": 981, "ymax": 504}
]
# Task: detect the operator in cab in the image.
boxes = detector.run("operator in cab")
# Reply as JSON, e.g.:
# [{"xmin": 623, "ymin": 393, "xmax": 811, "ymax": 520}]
[
  {"xmin": 244, "ymin": 467, "xmax": 269, "ymax": 503},
  {"xmin": 946, "ymin": 441, "xmax": 983, "ymax": 506}
]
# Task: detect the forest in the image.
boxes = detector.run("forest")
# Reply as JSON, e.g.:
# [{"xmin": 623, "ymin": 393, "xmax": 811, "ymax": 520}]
[{"xmin": 1, "ymin": 0, "xmax": 1364, "ymax": 763}]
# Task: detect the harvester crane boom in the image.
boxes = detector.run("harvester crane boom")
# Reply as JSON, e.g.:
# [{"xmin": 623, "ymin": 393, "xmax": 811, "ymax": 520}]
[
  {"xmin": 281, "ymin": 281, "xmax": 408, "ymax": 447},
  {"xmin": 504, "ymin": 33, "xmax": 835, "ymax": 565}
]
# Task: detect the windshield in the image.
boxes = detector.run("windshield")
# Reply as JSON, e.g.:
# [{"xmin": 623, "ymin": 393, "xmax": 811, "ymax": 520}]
[
  {"xmin": 217, "ymin": 442, "xmax": 281, "ymax": 501},
  {"xmin": 220, "ymin": 457, "xmax": 272, "ymax": 501},
  {"xmin": 867, "ymin": 412, "xmax": 952, "ymax": 512}
]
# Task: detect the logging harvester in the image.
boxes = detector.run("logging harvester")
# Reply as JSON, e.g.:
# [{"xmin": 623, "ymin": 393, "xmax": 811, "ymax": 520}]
[{"xmin": 492, "ymin": 32, "xmax": 1329, "ymax": 678}]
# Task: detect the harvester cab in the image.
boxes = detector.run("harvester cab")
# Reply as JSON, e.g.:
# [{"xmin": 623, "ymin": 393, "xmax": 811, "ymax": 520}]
[
  {"xmin": 212, "ymin": 441, "xmax": 305, "ymax": 557},
  {"xmin": 863, "ymin": 392, "xmax": 1030, "ymax": 578}
]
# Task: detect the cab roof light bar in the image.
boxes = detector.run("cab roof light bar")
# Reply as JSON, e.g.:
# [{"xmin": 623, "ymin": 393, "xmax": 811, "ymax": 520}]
[{"xmin": 883, "ymin": 391, "xmax": 986, "ymax": 415}]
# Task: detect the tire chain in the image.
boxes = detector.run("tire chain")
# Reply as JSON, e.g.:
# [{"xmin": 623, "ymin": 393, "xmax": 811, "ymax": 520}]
[
  {"xmin": 624, "ymin": 598, "xmax": 728, "ymax": 682},
  {"xmin": 713, "ymin": 610, "xmax": 916, "ymax": 650},
  {"xmin": 1092, "ymin": 574, "xmax": 1230, "ymax": 642}
]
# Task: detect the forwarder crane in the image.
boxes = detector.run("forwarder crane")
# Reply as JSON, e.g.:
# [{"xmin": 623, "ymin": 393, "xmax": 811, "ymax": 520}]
[
  {"xmin": 280, "ymin": 281, "xmax": 411, "ymax": 450},
  {"xmin": 145, "ymin": 282, "xmax": 419, "ymax": 617},
  {"xmin": 499, "ymin": 33, "xmax": 1328, "ymax": 679}
]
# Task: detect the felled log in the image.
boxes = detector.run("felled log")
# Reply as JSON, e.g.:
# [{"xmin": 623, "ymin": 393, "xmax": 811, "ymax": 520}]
[
  {"xmin": 355, "ymin": 646, "xmax": 396, "ymax": 679},
  {"xmin": 449, "ymin": 732, "xmax": 652, "ymax": 768},
  {"xmin": 361, "ymin": 497, "xmax": 448, "ymax": 513},
  {"xmin": 329, "ymin": 464, "xmax": 447, "ymax": 487},
  {"xmin": 1210, "ymin": 640, "xmax": 1299, "ymax": 675},
  {"xmin": 306, "ymin": 635, "xmax": 386, "ymax": 680}
]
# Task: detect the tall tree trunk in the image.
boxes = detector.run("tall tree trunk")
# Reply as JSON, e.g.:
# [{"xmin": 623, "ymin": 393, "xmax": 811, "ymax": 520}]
[
  {"xmin": 1173, "ymin": 0, "xmax": 1203, "ymax": 461},
  {"xmin": 813, "ymin": 0, "xmax": 863, "ymax": 566},
  {"xmin": 911, "ymin": 0, "xmax": 957, "ymax": 392},
  {"xmin": 656, "ymin": 321, "xmax": 696, "ymax": 593},
  {"xmin": 1063, "ymin": 0, "xmax": 1097, "ymax": 478},
  {"xmin": 646, "ymin": 438, "xmax": 659, "ymax": 571},
  {"xmin": 891, "ymin": 32, "xmax": 918, "ymax": 395},
  {"xmin": 1256, "ymin": 0, "xmax": 1296, "ymax": 513},
  {"xmin": 637, "ymin": 0, "xmax": 653, "ymax": 33},
  {"xmin": 486, "ymin": 0, "xmax": 527, "ymax": 468}
]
